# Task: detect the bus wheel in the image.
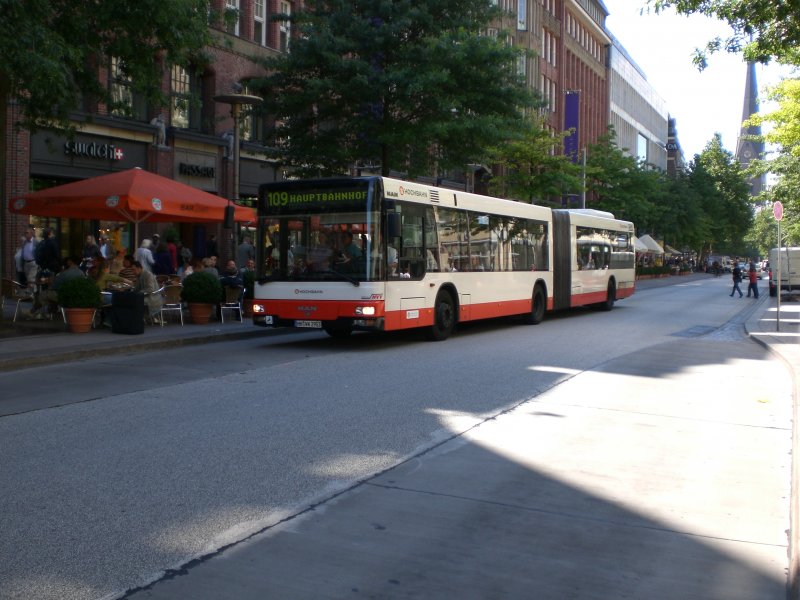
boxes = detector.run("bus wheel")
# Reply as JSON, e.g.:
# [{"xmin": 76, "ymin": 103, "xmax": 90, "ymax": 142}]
[
  {"xmin": 600, "ymin": 280, "xmax": 616, "ymax": 311},
  {"xmin": 526, "ymin": 286, "xmax": 546, "ymax": 325},
  {"xmin": 427, "ymin": 292, "xmax": 455, "ymax": 341},
  {"xmin": 323, "ymin": 322, "xmax": 353, "ymax": 338}
]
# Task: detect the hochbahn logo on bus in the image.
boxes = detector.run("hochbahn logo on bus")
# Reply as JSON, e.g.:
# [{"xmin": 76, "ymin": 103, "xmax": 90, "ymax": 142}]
[{"xmin": 397, "ymin": 186, "xmax": 427, "ymax": 198}]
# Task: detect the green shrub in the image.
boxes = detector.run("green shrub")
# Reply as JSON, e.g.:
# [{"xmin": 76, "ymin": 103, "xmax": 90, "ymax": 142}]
[
  {"xmin": 181, "ymin": 271, "xmax": 222, "ymax": 304},
  {"xmin": 58, "ymin": 276, "xmax": 101, "ymax": 308}
]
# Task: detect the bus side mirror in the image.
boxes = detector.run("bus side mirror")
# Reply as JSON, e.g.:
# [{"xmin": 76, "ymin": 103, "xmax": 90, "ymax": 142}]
[{"xmin": 387, "ymin": 213, "xmax": 401, "ymax": 239}]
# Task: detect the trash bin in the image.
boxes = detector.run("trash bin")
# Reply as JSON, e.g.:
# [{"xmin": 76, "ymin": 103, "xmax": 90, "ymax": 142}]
[{"xmin": 110, "ymin": 291, "xmax": 144, "ymax": 335}]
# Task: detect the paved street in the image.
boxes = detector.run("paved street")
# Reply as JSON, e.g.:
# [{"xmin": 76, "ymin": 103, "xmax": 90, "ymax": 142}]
[{"xmin": 0, "ymin": 274, "xmax": 796, "ymax": 599}]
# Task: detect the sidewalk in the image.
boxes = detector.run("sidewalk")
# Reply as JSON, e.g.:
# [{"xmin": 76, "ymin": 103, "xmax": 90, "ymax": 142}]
[{"xmin": 0, "ymin": 304, "xmax": 265, "ymax": 372}]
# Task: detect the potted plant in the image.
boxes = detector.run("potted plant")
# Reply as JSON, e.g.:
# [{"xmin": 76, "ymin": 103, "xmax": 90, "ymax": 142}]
[
  {"xmin": 58, "ymin": 276, "xmax": 101, "ymax": 333},
  {"xmin": 242, "ymin": 270, "xmax": 255, "ymax": 317},
  {"xmin": 180, "ymin": 271, "xmax": 222, "ymax": 324}
]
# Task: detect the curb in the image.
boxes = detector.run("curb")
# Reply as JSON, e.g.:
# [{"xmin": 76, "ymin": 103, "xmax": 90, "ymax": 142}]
[{"xmin": 0, "ymin": 328, "xmax": 266, "ymax": 372}]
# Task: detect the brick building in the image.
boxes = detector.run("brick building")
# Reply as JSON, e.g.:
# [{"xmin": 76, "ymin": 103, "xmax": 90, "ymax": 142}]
[{"xmin": 2, "ymin": 0, "xmax": 295, "ymax": 280}]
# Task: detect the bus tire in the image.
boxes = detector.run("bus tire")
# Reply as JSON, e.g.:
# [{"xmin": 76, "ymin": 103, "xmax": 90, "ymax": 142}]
[
  {"xmin": 323, "ymin": 321, "xmax": 353, "ymax": 338},
  {"xmin": 600, "ymin": 280, "xmax": 616, "ymax": 311},
  {"xmin": 426, "ymin": 291, "xmax": 456, "ymax": 341},
  {"xmin": 526, "ymin": 285, "xmax": 546, "ymax": 325}
]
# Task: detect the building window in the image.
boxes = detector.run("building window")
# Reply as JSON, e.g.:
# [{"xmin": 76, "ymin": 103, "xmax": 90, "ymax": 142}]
[
  {"xmin": 254, "ymin": 0, "xmax": 266, "ymax": 46},
  {"xmin": 171, "ymin": 65, "xmax": 202, "ymax": 130},
  {"xmin": 279, "ymin": 1, "xmax": 291, "ymax": 52},
  {"xmin": 109, "ymin": 57, "xmax": 147, "ymax": 120},
  {"xmin": 226, "ymin": 0, "xmax": 240, "ymax": 36},
  {"xmin": 637, "ymin": 133, "xmax": 648, "ymax": 162},
  {"xmin": 517, "ymin": 0, "xmax": 527, "ymax": 30}
]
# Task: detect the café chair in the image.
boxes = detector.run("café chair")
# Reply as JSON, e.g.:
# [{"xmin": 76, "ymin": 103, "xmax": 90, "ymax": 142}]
[
  {"xmin": 220, "ymin": 285, "xmax": 244, "ymax": 323},
  {"xmin": 2, "ymin": 278, "xmax": 34, "ymax": 322},
  {"xmin": 159, "ymin": 284, "xmax": 184, "ymax": 326}
]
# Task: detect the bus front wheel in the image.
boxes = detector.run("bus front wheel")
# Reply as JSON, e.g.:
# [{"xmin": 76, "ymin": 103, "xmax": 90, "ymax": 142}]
[
  {"xmin": 427, "ymin": 292, "xmax": 456, "ymax": 341},
  {"xmin": 526, "ymin": 286, "xmax": 546, "ymax": 325}
]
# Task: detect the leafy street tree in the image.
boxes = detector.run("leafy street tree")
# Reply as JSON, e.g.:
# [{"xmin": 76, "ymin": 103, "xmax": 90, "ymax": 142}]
[
  {"xmin": 487, "ymin": 114, "xmax": 583, "ymax": 205},
  {"xmin": 583, "ymin": 129, "xmax": 661, "ymax": 231},
  {"xmin": 692, "ymin": 135, "xmax": 753, "ymax": 257},
  {"xmin": 258, "ymin": 0, "xmax": 536, "ymax": 178},
  {"xmin": 647, "ymin": 0, "xmax": 800, "ymax": 65},
  {"xmin": 0, "ymin": 0, "xmax": 213, "ymax": 131},
  {"xmin": 0, "ymin": 0, "xmax": 215, "ymax": 281}
]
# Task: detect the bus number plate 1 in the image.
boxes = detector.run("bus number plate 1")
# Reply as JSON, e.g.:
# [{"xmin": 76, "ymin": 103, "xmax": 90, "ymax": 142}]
[{"xmin": 295, "ymin": 320, "xmax": 322, "ymax": 328}]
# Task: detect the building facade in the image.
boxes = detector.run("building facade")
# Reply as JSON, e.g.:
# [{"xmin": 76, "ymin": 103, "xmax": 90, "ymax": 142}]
[
  {"xmin": 2, "ymin": 0, "xmax": 296, "ymax": 280},
  {"xmin": 607, "ymin": 37, "xmax": 669, "ymax": 170}
]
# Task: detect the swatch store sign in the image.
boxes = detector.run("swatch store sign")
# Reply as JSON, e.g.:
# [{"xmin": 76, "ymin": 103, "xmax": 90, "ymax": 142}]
[
  {"xmin": 64, "ymin": 140, "xmax": 125, "ymax": 162},
  {"xmin": 30, "ymin": 131, "xmax": 146, "ymax": 178}
]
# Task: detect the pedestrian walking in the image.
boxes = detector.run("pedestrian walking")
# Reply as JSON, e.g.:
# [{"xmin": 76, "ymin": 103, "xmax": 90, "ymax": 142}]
[
  {"xmin": 746, "ymin": 262, "xmax": 759, "ymax": 298},
  {"xmin": 730, "ymin": 262, "xmax": 743, "ymax": 298}
]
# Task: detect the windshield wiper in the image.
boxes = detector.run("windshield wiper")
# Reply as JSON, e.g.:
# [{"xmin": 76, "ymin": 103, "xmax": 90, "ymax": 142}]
[{"xmin": 323, "ymin": 269, "xmax": 361, "ymax": 286}]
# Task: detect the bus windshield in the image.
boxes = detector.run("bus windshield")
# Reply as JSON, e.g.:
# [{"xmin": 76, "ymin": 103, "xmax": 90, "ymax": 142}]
[
  {"xmin": 258, "ymin": 179, "xmax": 384, "ymax": 282},
  {"xmin": 261, "ymin": 212, "xmax": 382, "ymax": 283}
]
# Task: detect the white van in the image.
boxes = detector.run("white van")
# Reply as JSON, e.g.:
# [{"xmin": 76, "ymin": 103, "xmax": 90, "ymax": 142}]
[{"xmin": 769, "ymin": 247, "xmax": 800, "ymax": 296}]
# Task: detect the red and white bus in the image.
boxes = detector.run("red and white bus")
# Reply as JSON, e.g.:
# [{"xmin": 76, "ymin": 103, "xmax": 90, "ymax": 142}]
[{"xmin": 252, "ymin": 176, "xmax": 635, "ymax": 340}]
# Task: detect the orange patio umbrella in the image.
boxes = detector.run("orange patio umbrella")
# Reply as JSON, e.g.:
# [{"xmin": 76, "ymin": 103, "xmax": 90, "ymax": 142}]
[{"xmin": 10, "ymin": 167, "xmax": 257, "ymax": 242}]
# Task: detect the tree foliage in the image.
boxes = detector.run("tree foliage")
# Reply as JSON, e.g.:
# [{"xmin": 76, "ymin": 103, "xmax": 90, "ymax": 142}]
[
  {"xmin": 584, "ymin": 129, "xmax": 661, "ymax": 230},
  {"xmin": 487, "ymin": 114, "xmax": 582, "ymax": 205},
  {"xmin": 647, "ymin": 0, "xmax": 800, "ymax": 66},
  {"xmin": 257, "ymin": 0, "xmax": 536, "ymax": 177},
  {"xmin": 689, "ymin": 135, "xmax": 753, "ymax": 255},
  {"xmin": 0, "ymin": 0, "xmax": 214, "ymax": 130}
]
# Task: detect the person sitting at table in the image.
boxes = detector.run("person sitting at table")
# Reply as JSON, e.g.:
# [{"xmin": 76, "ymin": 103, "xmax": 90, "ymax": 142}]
[
  {"xmin": 117, "ymin": 254, "xmax": 137, "ymax": 281},
  {"xmin": 90, "ymin": 258, "xmax": 132, "ymax": 294},
  {"xmin": 202, "ymin": 257, "xmax": 219, "ymax": 278},
  {"xmin": 219, "ymin": 260, "xmax": 243, "ymax": 288},
  {"xmin": 132, "ymin": 260, "xmax": 164, "ymax": 324},
  {"xmin": 89, "ymin": 258, "xmax": 131, "ymax": 326}
]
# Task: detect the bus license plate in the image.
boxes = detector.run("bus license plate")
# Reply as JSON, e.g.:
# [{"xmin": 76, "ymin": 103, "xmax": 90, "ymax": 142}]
[{"xmin": 295, "ymin": 320, "xmax": 322, "ymax": 328}]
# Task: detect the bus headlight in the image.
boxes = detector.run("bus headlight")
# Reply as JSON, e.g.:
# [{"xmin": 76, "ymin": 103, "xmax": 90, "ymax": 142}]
[
  {"xmin": 253, "ymin": 304, "xmax": 265, "ymax": 313},
  {"xmin": 355, "ymin": 306, "xmax": 376, "ymax": 316}
]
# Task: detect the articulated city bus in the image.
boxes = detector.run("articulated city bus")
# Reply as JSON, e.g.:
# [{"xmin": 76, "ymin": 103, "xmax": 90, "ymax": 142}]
[{"xmin": 252, "ymin": 176, "xmax": 635, "ymax": 340}]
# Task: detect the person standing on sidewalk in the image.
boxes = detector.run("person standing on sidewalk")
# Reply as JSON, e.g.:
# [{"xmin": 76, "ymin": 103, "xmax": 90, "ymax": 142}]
[
  {"xmin": 730, "ymin": 262, "xmax": 744, "ymax": 298},
  {"xmin": 746, "ymin": 262, "xmax": 760, "ymax": 298},
  {"xmin": 20, "ymin": 227, "xmax": 38, "ymax": 288}
]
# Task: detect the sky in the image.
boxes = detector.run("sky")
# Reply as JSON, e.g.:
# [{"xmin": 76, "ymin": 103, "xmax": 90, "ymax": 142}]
[{"xmin": 602, "ymin": 0, "xmax": 795, "ymax": 160}]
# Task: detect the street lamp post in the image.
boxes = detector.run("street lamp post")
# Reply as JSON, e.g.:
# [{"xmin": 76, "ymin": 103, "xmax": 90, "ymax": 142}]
[{"xmin": 213, "ymin": 92, "xmax": 263, "ymax": 263}]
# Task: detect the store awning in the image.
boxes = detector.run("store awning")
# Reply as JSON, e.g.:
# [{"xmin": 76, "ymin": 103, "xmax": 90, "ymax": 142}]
[{"xmin": 638, "ymin": 234, "xmax": 664, "ymax": 254}]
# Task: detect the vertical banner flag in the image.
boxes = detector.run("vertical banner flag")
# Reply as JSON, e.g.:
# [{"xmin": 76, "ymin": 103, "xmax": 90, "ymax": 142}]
[{"xmin": 564, "ymin": 91, "xmax": 580, "ymax": 163}]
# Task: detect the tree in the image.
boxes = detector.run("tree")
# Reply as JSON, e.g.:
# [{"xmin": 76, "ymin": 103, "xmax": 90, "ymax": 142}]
[
  {"xmin": 648, "ymin": 0, "xmax": 800, "ymax": 65},
  {"xmin": 690, "ymin": 135, "xmax": 753, "ymax": 255},
  {"xmin": 583, "ymin": 129, "xmax": 660, "ymax": 230},
  {"xmin": 487, "ymin": 114, "xmax": 582, "ymax": 205},
  {"xmin": 0, "ymin": 0, "xmax": 214, "ymax": 130},
  {"xmin": 0, "ymin": 0, "xmax": 215, "ymax": 281},
  {"xmin": 258, "ymin": 0, "xmax": 536, "ymax": 178}
]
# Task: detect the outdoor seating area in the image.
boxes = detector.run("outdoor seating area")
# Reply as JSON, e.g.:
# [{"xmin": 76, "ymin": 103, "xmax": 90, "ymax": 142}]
[{"xmin": 1, "ymin": 276, "xmax": 249, "ymax": 333}]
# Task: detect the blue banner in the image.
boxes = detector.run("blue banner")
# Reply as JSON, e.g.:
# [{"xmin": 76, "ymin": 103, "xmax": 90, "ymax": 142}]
[{"xmin": 564, "ymin": 91, "xmax": 580, "ymax": 163}]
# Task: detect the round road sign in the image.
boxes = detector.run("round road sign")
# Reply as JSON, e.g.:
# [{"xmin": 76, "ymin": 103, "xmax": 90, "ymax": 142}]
[{"xmin": 774, "ymin": 201, "xmax": 784, "ymax": 221}]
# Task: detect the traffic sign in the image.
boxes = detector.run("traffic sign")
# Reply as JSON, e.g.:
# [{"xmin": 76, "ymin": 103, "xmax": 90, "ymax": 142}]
[{"xmin": 774, "ymin": 201, "xmax": 784, "ymax": 221}]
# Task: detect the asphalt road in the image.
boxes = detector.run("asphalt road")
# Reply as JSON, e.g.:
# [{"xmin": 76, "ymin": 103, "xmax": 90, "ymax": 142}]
[{"xmin": 0, "ymin": 276, "xmax": 792, "ymax": 600}]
